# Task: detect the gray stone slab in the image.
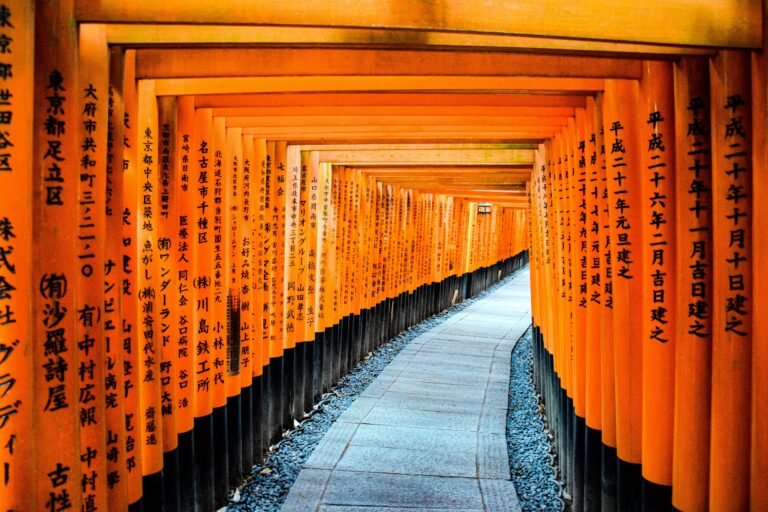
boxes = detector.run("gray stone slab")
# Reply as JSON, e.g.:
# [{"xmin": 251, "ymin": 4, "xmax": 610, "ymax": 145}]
[
  {"xmin": 486, "ymin": 381, "xmax": 510, "ymax": 397},
  {"xmin": 484, "ymin": 387, "xmax": 510, "ymax": 408},
  {"xmin": 376, "ymin": 390, "xmax": 485, "ymax": 415},
  {"xmin": 488, "ymin": 376, "xmax": 510, "ymax": 390},
  {"xmin": 336, "ymin": 444, "xmax": 478, "ymax": 478},
  {"xmin": 426, "ymin": 332, "xmax": 506, "ymax": 342},
  {"xmin": 477, "ymin": 433, "xmax": 510, "ymax": 480},
  {"xmin": 361, "ymin": 376, "xmax": 396, "ymax": 398},
  {"xmin": 384, "ymin": 361, "xmax": 414, "ymax": 372},
  {"xmin": 479, "ymin": 479, "xmax": 522, "ymax": 512},
  {"xmin": 418, "ymin": 339, "xmax": 499, "ymax": 350},
  {"xmin": 320, "ymin": 507, "xmax": 484, "ymax": 512},
  {"xmin": 321, "ymin": 471, "xmax": 485, "ymax": 509},
  {"xmin": 363, "ymin": 406, "xmax": 480, "ymax": 431},
  {"xmin": 387, "ymin": 381, "xmax": 484, "ymax": 400},
  {"xmin": 433, "ymin": 330, "xmax": 500, "ymax": 339},
  {"xmin": 404, "ymin": 354, "xmax": 492, "ymax": 370},
  {"xmin": 337, "ymin": 397, "xmax": 378, "ymax": 424},
  {"xmin": 400, "ymin": 360, "xmax": 491, "ymax": 376},
  {"xmin": 478, "ymin": 407, "xmax": 508, "ymax": 434},
  {"xmin": 281, "ymin": 468, "xmax": 331, "ymax": 512},
  {"xmin": 304, "ymin": 422, "xmax": 358, "ymax": 469},
  {"xmin": 414, "ymin": 346, "xmax": 497, "ymax": 359},
  {"xmin": 444, "ymin": 330, "xmax": 511, "ymax": 339},
  {"xmin": 395, "ymin": 347, "xmax": 423, "ymax": 357},
  {"xmin": 398, "ymin": 358, "xmax": 492, "ymax": 371},
  {"xmin": 350, "ymin": 424, "xmax": 478, "ymax": 453},
  {"xmin": 395, "ymin": 371, "xmax": 489, "ymax": 387},
  {"xmin": 414, "ymin": 343, "xmax": 497, "ymax": 355},
  {"xmin": 444, "ymin": 316, "xmax": 509, "ymax": 323}
]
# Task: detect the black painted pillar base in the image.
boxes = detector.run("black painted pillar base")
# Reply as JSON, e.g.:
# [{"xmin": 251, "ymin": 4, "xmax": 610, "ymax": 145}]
[
  {"xmin": 641, "ymin": 478, "xmax": 674, "ymax": 512},
  {"xmin": 353, "ymin": 313, "xmax": 363, "ymax": 366},
  {"xmin": 162, "ymin": 447, "xmax": 180, "ymax": 512},
  {"xmin": 212, "ymin": 405, "xmax": 229, "ymax": 509},
  {"xmin": 584, "ymin": 425, "xmax": 602, "ymax": 512},
  {"xmin": 128, "ymin": 499, "xmax": 144, "ymax": 512},
  {"xmin": 266, "ymin": 357, "xmax": 284, "ymax": 444},
  {"xmin": 323, "ymin": 326, "xmax": 333, "ymax": 392},
  {"xmin": 360, "ymin": 309, "xmax": 370, "ymax": 359},
  {"xmin": 290, "ymin": 343, "xmax": 304, "ymax": 420},
  {"xmin": 331, "ymin": 322, "xmax": 341, "ymax": 385},
  {"xmin": 347, "ymin": 314, "xmax": 357, "ymax": 371},
  {"xmin": 282, "ymin": 347, "xmax": 295, "ymax": 430},
  {"xmin": 252, "ymin": 375, "xmax": 266, "ymax": 462},
  {"xmin": 339, "ymin": 316, "xmax": 349, "ymax": 378},
  {"xmin": 226, "ymin": 394, "xmax": 242, "ymax": 490},
  {"xmin": 601, "ymin": 444, "xmax": 618, "ymax": 512},
  {"xmin": 302, "ymin": 340, "xmax": 314, "ymax": 414},
  {"xmin": 178, "ymin": 429, "xmax": 196, "ymax": 512},
  {"xmin": 241, "ymin": 384, "xmax": 254, "ymax": 472},
  {"xmin": 617, "ymin": 458, "xmax": 643, "ymax": 512},
  {"xmin": 193, "ymin": 414, "xmax": 215, "ymax": 512},
  {"xmin": 142, "ymin": 471, "xmax": 165, "ymax": 512},
  {"xmin": 313, "ymin": 332, "xmax": 324, "ymax": 400},
  {"xmin": 563, "ymin": 392, "xmax": 573, "ymax": 493}
]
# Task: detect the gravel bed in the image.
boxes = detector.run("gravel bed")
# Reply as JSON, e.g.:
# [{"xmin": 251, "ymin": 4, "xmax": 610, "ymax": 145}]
[
  {"xmin": 507, "ymin": 327, "xmax": 566, "ymax": 511},
  {"xmin": 226, "ymin": 274, "xmax": 521, "ymax": 512}
]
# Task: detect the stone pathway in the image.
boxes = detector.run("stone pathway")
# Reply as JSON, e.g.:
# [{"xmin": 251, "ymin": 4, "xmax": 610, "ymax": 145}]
[{"xmin": 282, "ymin": 268, "xmax": 531, "ymax": 511}]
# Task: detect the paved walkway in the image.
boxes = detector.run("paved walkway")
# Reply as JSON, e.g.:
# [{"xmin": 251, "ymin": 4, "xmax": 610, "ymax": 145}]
[{"xmin": 283, "ymin": 267, "xmax": 531, "ymax": 512}]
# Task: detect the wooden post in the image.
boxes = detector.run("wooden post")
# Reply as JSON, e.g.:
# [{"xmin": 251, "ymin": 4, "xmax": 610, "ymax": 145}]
[
  {"xmin": 104, "ymin": 45, "xmax": 129, "ymax": 512},
  {"xmin": 77, "ymin": 23, "xmax": 110, "ymax": 512},
  {"xmin": 672, "ymin": 56, "xmax": 713, "ymax": 512},
  {"xmin": 0, "ymin": 2, "xmax": 34, "ymax": 510},
  {"xmin": 157, "ymin": 94, "xmax": 180, "ymax": 511},
  {"xmin": 210, "ymin": 115, "xmax": 229, "ymax": 507},
  {"xmin": 709, "ymin": 50, "xmax": 752, "ymax": 512},
  {"xmin": 192, "ymin": 106, "xmax": 214, "ymax": 511},
  {"xmin": 136, "ymin": 78, "xmax": 164, "ymax": 503},
  {"xmin": 224, "ymin": 125, "xmax": 243, "ymax": 489},
  {"xmin": 593, "ymin": 93, "xmax": 618, "ymax": 511},
  {"xmin": 602, "ymin": 78, "xmax": 643, "ymax": 510},
  {"xmin": 174, "ymin": 95, "xmax": 196, "ymax": 511},
  {"xmin": 284, "ymin": 144, "xmax": 302, "ymax": 416},
  {"xmin": 638, "ymin": 60, "xmax": 676, "ymax": 507},
  {"xmin": 239, "ymin": 133, "xmax": 255, "ymax": 471},
  {"xmin": 751, "ymin": 25, "xmax": 768, "ymax": 510},
  {"xmin": 33, "ymin": 2, "xmax": 83, "ymax": 511},
  {"xmin": 121, "ymin": 48, "xmax": 144, "ymax": 509}
]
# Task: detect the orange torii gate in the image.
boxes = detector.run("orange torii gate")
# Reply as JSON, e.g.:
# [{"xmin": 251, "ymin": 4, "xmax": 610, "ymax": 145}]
[{"xmin": 3, "ymin": 2, "xmax": 768, "ymax": 512}]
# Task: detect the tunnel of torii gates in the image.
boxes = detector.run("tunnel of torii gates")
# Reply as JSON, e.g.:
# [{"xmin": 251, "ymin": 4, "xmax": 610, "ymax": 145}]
[{"xmin": 2, "ymin": 1, "xmax": 768, "ymax": 512}]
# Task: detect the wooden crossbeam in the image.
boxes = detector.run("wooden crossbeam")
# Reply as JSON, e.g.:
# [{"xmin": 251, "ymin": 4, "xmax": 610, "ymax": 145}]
[
  {"xmin": 136, "ymin": 48, "xmax": 643, "ymax": 79},
  {"xmin": 381, "ymin": 188, "xmax": 529, "ymax": 203},
  {"xmin": 239, "ymin": 128, "xmax": 557, "ymax": 140},
  {"xmin": 102, "ymin": 24, "xmax": 717, "ymax": 56},
  {"xmin": 222, "ymin": 115, "xmax": 568, "ymax": 128},
  {"xmin": 281, "ymin": 137, "xmax": 548, "ymax": 144},
  {"xmin": 151, "ymin": 76, "xmax": 604, "ymax": 96},
  {"xmin": 364, "ymin": 174, "xmax": 529, "ymax": 185},
  {"xmin": 313, "ymin": 148, "xmax": 534, "ymax": 165},
  {"xmin": 76, "ymin": 0, "xmax": 760, "ymax": 48},
  {"xmin": 296, "ymin": 143, "xmax": 537, "ymax": 150},
  {"xmin": 348, "ymin": 166, "xmax": 532, "ymax": 174},
  {"xmin": 212, "ymin": 106, "xmax": 576, "ymax": 118},
  {"xmin": 370, "ymin": 178, "xmax": 528, "ymax": 186},
  {"xmin": 194, "ymin": 93, "xmax": 588, "ymax": 108}
]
